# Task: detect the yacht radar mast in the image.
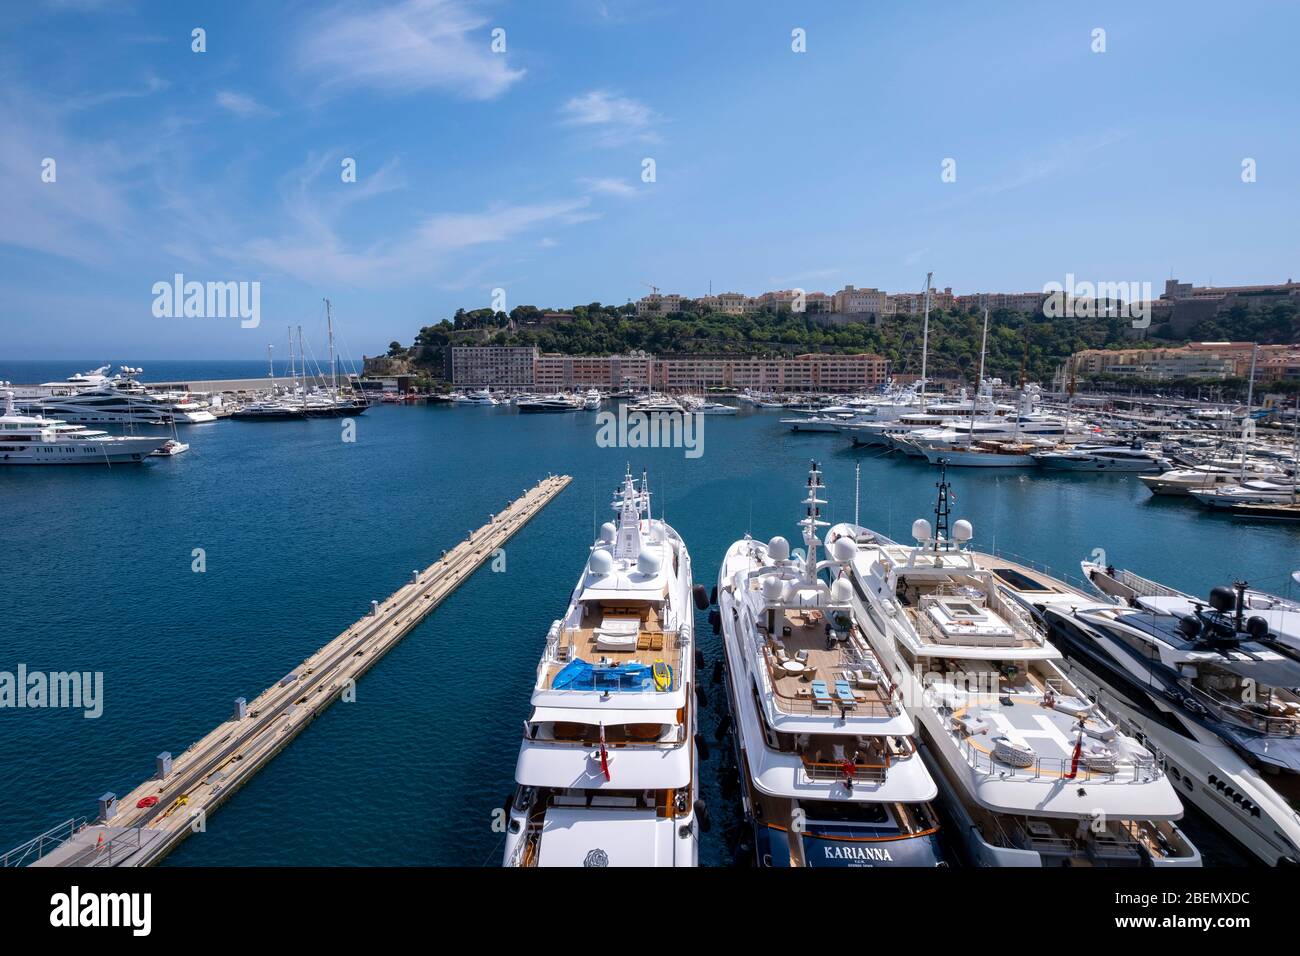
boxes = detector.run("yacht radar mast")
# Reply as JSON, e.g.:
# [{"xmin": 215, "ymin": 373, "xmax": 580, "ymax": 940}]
[{"xmin": 800, "ymin": 459, "xmax": 829, "ymax": 580}]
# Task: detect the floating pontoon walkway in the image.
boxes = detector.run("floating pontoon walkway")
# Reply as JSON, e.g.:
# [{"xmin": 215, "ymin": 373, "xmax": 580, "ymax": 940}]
[{"xmin": 7, "ymin": 474, "xmax": 572, "ymax": 867}]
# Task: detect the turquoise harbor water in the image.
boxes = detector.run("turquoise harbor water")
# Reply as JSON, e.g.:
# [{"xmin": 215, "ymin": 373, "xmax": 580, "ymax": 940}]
[{"xmin": 2, "ymin": 397, "xmax": 1297, "ymax": 865}]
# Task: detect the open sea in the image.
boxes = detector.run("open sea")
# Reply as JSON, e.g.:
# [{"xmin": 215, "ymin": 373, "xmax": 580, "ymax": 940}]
[{"xmin": 1, "ymin": 369, "xmax": 1296, "ymax": 865}]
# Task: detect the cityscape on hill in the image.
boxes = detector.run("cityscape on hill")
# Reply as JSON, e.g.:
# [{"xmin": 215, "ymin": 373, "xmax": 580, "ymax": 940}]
[{"xmin": 374, "ymin": 275, "xmax": 1300, "ymax": 397}]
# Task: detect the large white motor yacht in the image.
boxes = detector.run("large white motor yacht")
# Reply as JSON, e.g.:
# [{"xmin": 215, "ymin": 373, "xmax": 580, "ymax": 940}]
[
  {"xmin": 0, "ymin": 387, "xmax": 167, "ymax": 464},
  {"xmin": 503, "ymin": 469, "xmax": 699, "ymax": 867},
  {"xmin": 715, "ymin": 461, "xmax": 946, "ymax": 867},
  {"xmin": 829, "ymin": 470, "xmax": 1200, "ymax": 866},
  {"xmin": 1008, "ymin": 562, "xmax": 1300, "ymax": 866},
  {"xmin": 14, "ymin": 366, "xmax": 217, "ymax": 424}
]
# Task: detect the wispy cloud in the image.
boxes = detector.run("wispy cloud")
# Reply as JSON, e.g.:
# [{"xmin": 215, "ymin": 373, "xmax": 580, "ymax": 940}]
[
  {"xmin": 230, "ymin": 154, "xmax": 592, "ymax": 286},
  {"xmin": 295, "ymin": 0, "xmax": 525, "ymax": 101},
  {"xmin": 215, "ymin": 90, "xmax": 277, "ymax": 118},
  {"xmin": 559, "ymin": 90, "xmax": 660, "ymax": 146},
  {"xmin": 579, "ymin": 176, "xmax": 639, "ymax": 198}
]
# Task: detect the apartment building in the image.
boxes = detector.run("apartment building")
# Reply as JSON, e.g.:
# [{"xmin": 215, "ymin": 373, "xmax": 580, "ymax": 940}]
[
  {"xmin": 653, "ymin": 352, "xmax": 888, "ymax": 393},
  {"xmin": 534, "ymin": 353, "xmax": 654, "ymax": 391},
  {"xmin": 832, "ymin": 285, "xmax": 889, "ymax": 314},
  {"xmin": 450, "ymin": 346, "xmax": 538, "ymax": 387},
  {"xmin": 1068, "ymin": 343, "xmax": 1300, "ymax": 381},
  {"xmin": 955, "ymin": 291, "xmax": 1046, "ymax": 314},
  {"xmin": 635, "ymin": 293, "xmax": 686, "ymax": 315}
]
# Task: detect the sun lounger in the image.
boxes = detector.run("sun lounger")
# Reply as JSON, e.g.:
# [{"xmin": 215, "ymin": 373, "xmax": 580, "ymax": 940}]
[
  {"xmin": 811, "ymin": 680, "xmax": 833, "ymax": 708},
  {"xmin": 834, "ymin": 680, "xmax": 857, "ymax": 709}
]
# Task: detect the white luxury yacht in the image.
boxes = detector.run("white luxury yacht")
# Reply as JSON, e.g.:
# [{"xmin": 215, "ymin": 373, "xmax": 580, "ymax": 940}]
[
  {"xmin": 503, "ymin": 469, "xmax": 699, "ymax": 867},
  {"xmin": 828, "ymin": 470, "xmax": 1200, "ymax": 866},
  {"xmin": 450, "ymin": 388, "xmax": 498, "ymax": 405},
  {"xmin": 1010, "ymin": 561, "xmax": 1300, "ymax": 865},
  {"xmin": 625, "ymin": 393, "xmax": 682, "ymax": 414},
  {"xmin": 0, "ymin": 387, "xmax": 167, "ymax": 464},
  {"xmin": 15, "ymin": 366, "xmax": 217, "ymax": 424},
  {"xmin": 1140, "ymin": 464, "xmax": 1284, "ymax": 496},
  {"xmin": 714, "ymin": 461, "xmax": 946, "ymax": 867}
]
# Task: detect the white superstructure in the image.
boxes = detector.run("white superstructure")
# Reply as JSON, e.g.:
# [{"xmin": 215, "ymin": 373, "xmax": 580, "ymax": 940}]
[
  {"xmin": 715, "ymin": 461, "xmax": 945, "ymax": 867},
  {"xmin": 14, "ymin": 366, "xmax": 216, "ymax": 424},
  {"xmin": 0, "ymin": 387, "xmax": 166, "ymax": 464},
  {"xmin": 829, "ymin": 473, "xmax": 1200, "ymax": 866},
  {"xmin": 503, "ymin": 469, "xmax": 699, "ymax": 867}
]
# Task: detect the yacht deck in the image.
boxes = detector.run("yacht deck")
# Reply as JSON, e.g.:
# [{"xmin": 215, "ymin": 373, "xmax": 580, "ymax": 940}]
[
  {"xmin": 755, "ymin": 606, "xmax": 896, "ymax": 716},
  {"xmin": 545, "ymin": 601, "xmax": 681, "ymax": 690}
]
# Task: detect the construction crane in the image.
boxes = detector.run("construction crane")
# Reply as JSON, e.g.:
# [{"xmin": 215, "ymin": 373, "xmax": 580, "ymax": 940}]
[{"xmin": 641, "ymin": 281, "xmax": 660, "ymax": 296}]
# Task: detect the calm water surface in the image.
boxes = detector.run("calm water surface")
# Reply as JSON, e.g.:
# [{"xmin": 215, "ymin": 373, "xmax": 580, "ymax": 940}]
[{"xmin": 2, "ymin": 402, "xmax": 1295, "ymax": 864}]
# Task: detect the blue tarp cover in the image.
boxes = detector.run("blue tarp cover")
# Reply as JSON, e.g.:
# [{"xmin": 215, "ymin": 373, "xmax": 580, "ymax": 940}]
[{"xmin": 552, "ymin": 658, "xmax": 672, "ymax": 692}]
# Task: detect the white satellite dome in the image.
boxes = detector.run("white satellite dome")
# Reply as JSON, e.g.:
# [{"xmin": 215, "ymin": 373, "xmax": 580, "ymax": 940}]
[
  {"xmin": 767, "ymin": 536, "xmax": 790, "ymax": 562},
  {"xmin": 912, "ymin": 518, "xmax": 932, "ymax": 543},
  {"xmin": 830, "ymin": 577, "xmax": 854, "ymax": 604},
  {"xmin": 588, "ymin": 549, "xmax": 614, "ymax": 576},
  {"xmin": 636, "ymin": 548, "xmax": 662, "ymax": 577},
  {"xmin": 830, "ymin": 535, "xmax": 857, "ymax": 563},
  {"xmin": 761, "ymin": 575, "xmax": 786, "ymax": 602},
  {"xmin": 952, "ymin": 519, "xmax": 973, "ymax": 543},
  {"xmin": 599, "ymin": 522, "xmax": 617, "ymax": 544}
]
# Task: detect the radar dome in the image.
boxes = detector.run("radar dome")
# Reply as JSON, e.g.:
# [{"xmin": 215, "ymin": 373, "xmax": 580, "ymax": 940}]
[
  {"xmin": 768, "ymin": 536, "xmax": 790, "ymax": 561},
  {"xmin": 952, "ymin": 519, "xmax": 973, "ymax": 543},
  {"xmin": 588, "ymin": 550, "xmax": 614, "ymax": 576},
  {"xmin": 599, "ymin": 522, "xmax": 617, "ymax": 544},
  {"xmin": 830, "ymin": 535, "xmax": 857, "ymax": 563},
  {"xmin": 911, "ymin": 519, "xmax": 932, "ymax": 543},
  {"xmin": 830, "ymin": 577, "xmax": 854, "ymax": 604},
  {"xmin": 637, "ymin": 548, "xmax": 663, "ymax": 577},
  {"xmin": 761, "ymin": 576, "xmax": 786, "ymax": 602}
]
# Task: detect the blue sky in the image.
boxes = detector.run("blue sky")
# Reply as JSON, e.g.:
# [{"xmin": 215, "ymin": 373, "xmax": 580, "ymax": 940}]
[{"xmin": 1, "ymin": 0, "xmax": 1297, "ymax": 359}]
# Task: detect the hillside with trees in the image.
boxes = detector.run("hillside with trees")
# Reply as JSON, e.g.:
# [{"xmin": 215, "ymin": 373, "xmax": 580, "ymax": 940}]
[{"xmin": 395, "ymin": 298, "xmax": 1299, "ymax": 395}]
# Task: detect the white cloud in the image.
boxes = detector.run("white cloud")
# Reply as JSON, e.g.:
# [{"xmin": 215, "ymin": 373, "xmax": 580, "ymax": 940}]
[
  {"xmin": 560, "ymin": 90, "xmax": 660, "ymax": 146},
  {"xmin": 232, "ymin": 153, "xmax": 593, "ymax": 286},
  {"xmin": 579, "ymin": 176, "xmax": 638, "ymax": 198},
  {"xmin": 296, "ymin": 0, "xmax": 525, "ymax": 101},
  {"xmin": 216, "ymin": 91, "xmax": 277, "ymax": 118}
]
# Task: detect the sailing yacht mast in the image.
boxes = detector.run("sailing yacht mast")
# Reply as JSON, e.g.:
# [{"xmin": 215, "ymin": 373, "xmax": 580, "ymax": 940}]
[
  {"xmin": 325, "ymin": 298, "xmax": 337, "ymax": 395},
  {"xmin": 919, "ymin": 272, "xmax": 933, "ymax": 411},
  {"xmin": 1241, "ymin": 342, "xmax": 1258, "ymax": 481}
]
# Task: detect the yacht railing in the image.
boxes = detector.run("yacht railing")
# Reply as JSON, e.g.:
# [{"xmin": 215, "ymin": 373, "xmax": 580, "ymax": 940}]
[
  {"xmin": 800, "ymin": 756, "xmax": 890, "ymax": 782},
  {"xmin": 950, "ymin": 728, "xmax": 1163, "ymax": 784},
  {"xmin": 1187, "ymin": 683, "xmax": 1300, "ymax": 737}
]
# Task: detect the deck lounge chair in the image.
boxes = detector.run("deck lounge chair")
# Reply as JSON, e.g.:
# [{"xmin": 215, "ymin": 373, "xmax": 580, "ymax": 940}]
[
  {"xmin": 834, "ymin": 680, "xmax": 857, "ymax": 709},
  {"xmin": 811, "ymin": 680, "xmax": 833, "ymax": 708}
]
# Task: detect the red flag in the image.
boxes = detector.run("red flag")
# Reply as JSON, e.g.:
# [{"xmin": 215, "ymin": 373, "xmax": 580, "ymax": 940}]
[
  {"xmin": 599, "ymin": 723, "xmax": 611, "ymax": 781},
  {"xmin": 1063, "ymin": 731, "xmax": 1084, "ymax": 780}
]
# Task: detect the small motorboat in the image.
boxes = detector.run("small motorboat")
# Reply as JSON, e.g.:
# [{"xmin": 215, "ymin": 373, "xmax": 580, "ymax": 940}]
[{"xmin": 150, "ymin": 439, "xmax": 190, "ymax": 457}]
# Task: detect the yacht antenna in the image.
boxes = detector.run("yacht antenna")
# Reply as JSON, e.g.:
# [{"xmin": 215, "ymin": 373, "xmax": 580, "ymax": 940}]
[
  {"xmin": 977, "ymin": 306, "xmax": 989, "ymax": 415},
  {"xmin": 266, "ymin": 344, "xmax": 275, "ymax": 383},
  {"xmin": 934, "ymin": 458, "xmax": 952, "ymax": 552}
]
